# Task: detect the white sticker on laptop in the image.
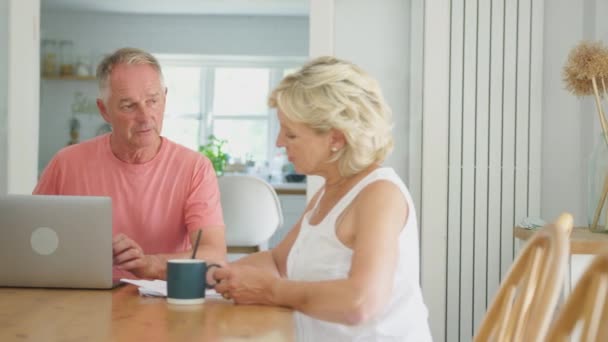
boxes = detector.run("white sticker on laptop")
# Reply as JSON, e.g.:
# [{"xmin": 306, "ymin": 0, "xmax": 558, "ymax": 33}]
[{"xmin": 30, "ymin": 227, "xmax": 59, "ymax": 255}]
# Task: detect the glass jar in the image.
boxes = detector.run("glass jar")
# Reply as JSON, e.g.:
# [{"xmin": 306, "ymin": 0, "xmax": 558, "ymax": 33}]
[
  {"xmin": 75, "ymin": 55, "xmax": 91, "ymax": 77},
  {"xmin": 41, "ymin": 39, "xmax": 58, "ymax": 77},
  {"xmin": 587, "ymin": 133, "xmax": 608, "ymax": 232},
  {"xmin": 59, "ymin": 40, "xmax": 75, "ymax": 76}
]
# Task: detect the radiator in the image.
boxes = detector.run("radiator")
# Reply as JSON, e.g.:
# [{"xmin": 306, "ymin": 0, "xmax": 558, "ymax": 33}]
[{"xmin": 410, "ymin": 0, "xmax": 543, "ymax": 341}]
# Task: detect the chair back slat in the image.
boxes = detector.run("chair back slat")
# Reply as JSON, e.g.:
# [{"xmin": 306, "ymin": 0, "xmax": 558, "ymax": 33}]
[
  {"xmin": 495, "ymin": 286, "xmax": 517, "ymax": 341},
  {"xmin": 581, "ymin": 273, "xmax": 607, "ymax": 341},
  {"xmin": 546, "ymin": 253, "xmax": 608, "ymax": 342},
  {"xmin": 511, "ymin": 246, "xmax": 544, "ymax": 341},
  {"xmin": 474, "ymin": 213, "xmax": 572, "ymax": 342}
]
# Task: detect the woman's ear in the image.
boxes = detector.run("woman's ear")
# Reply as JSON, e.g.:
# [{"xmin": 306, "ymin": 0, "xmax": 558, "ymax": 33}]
[{"xmin": 330, "ymin": 129, "xmax": 346, "ymax": 150}]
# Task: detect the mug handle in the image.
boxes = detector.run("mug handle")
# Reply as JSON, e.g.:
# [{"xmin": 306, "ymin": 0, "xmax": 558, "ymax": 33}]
[{"xmin": 205, "ymin": 263, "xmax": 222, "ymax": 289}]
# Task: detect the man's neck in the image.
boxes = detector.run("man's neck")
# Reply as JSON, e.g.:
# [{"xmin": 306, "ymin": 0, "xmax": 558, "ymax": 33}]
[{"xmin": 110, "ymin": 135, "xmax": 162, "ymax": 164}]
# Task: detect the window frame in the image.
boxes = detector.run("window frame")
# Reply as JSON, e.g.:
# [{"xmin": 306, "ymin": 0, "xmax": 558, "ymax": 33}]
[{"xmin": 156, "ymin": 54, "xmax": 306, "ymax": 162}]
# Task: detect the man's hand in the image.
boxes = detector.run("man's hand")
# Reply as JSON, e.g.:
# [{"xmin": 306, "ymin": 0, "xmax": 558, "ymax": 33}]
[{"xmin": 112, "ymin": 233, "xmax": 163, "ymax": 279}]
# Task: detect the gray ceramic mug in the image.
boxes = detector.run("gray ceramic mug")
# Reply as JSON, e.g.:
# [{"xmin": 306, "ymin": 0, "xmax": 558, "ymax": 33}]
[{"xmin": 166, "ymin": 259, "xmax": 221, "ymax": 304}]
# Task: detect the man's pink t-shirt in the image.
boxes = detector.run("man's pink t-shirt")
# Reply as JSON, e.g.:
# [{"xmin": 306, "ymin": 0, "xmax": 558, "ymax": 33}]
[{"xmin": 34, "ymin": 134, "xmax": 224, "ymax": 254}]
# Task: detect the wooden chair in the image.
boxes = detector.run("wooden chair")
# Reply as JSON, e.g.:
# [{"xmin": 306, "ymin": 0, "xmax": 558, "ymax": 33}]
[
  {"xmin": 474, "ymin": 213, "xmax": 572, "ymax": 342},
  {"xmin": 545, "ymin": 252, "xmax": 608, "ymax": 342}
]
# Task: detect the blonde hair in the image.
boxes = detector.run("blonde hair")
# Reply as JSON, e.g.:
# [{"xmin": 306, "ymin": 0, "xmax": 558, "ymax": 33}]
[
  {"xmin": 269, "ymin": 56, "xmax": 394, "ymax": 177},
  {"xmin": 96, "ymin": 47, "xmax": 165, "ymax": 102}
]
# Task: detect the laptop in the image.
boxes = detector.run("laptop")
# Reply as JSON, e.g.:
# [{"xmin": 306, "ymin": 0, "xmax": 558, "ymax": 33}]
[{"xmin": 0, "ymin": 194, "xmax": 117, "ymax": 289}]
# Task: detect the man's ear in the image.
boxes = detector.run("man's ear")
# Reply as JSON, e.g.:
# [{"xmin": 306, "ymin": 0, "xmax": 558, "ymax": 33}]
[{"xmin": 97, "ymin": 99, "xmax": 111, "ymax": 123}]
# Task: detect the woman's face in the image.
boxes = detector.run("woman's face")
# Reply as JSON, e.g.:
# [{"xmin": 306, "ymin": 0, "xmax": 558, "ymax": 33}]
[{"xmin": 275, "ymin": 110, "xmax": 335, "ymax": 176}]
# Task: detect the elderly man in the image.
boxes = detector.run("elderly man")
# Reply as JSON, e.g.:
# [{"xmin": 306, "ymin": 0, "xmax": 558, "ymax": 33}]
[{"xmin": 34, "ymin": 47, "xmax": 227, "ymax": 279}]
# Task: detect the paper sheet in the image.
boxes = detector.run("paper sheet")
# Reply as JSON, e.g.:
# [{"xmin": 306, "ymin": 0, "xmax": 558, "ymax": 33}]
[{"xmin": 120, "ymin": 278, "xmax": 222, "ymax": 299}]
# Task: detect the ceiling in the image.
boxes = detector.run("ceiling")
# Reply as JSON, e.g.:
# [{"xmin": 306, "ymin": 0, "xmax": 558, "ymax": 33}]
[{"xmin": 41, "ymin": 0, "xmax": 309, "ymax": 16}]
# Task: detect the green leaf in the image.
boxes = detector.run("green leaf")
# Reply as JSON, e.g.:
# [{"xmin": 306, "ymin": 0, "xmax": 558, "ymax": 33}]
[{"xmin": 199, "ymin": 135, "xmax": 229, "ymax": 175}]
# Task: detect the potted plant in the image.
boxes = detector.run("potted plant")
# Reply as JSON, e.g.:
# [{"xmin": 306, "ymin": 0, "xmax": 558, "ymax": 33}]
[
  {"xmin": 199, "ymin": 135, "xmax": 229, "ymax": 176},
  {"xmin": 563, "ymin": 41, "xmax": 608, "ymax": 231}
]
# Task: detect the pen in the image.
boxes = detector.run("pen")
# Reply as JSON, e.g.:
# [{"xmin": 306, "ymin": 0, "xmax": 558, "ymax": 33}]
[{"xmin": 191, "ymin": 229, "xmax": 202, "ymax": 259}]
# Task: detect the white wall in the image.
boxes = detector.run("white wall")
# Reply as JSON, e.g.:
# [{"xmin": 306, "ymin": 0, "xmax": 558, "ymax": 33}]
[
  {"xmin": 0, "ymin": 0, "xmax": 8, "ymax": 194},
  {"xmin": 305, "ymin": 0, "xmax": 334, "ymax": 198},
  {"xmin": 334, "ymin": 0, "xmax": 410, "ymax": 180},
  {"xmin": 38, "ymin": 11, "xmax": 309, "ymax": 173},
  {"xmin": 307, "ymin": 0, "xmax": 410, "ymax": 198},
  {"xmin": 541, "ymin": 0, "xmax": 607, "ymax": 226},
  {"xmin": 41, "ymin": 11, "xmax": 308, "ymax": 58},
  {"xmin": 6, "ymin": 0, "xmax": 39, "ymax": 194}
]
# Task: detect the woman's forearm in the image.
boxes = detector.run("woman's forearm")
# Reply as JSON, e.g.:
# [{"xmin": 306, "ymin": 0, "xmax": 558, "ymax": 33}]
[
  {"xmin": 233, "ymin": 251, "xmax": 280, "ymax": 277},
  {"xmin": 271, "ymin": 278, "xmax": 385, "ymax": 326}
]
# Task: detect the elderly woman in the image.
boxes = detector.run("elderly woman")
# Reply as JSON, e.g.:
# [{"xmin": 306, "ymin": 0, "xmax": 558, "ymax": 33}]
[{"xmin": 213, "ymin": 56, "xmax": 432, "ymax": 341}]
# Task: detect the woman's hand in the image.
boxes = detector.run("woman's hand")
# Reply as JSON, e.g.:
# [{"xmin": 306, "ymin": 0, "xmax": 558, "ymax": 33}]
[{"xmin": 213, "ymin": 265, "xmax": 281, "ymax": 305}]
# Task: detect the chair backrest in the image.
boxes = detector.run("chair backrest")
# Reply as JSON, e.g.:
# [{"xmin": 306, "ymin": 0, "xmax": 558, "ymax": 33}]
[
  {"xmin": 218, "ymin": 175, "xmax": 283, "ymax": 249},
  {"xmin": 545, "ymin": 252, "xmax": 608, "ymax": 342},
  {"xmin": 474, "ymin": 213, "xmax": 572, "ymax": 342}
]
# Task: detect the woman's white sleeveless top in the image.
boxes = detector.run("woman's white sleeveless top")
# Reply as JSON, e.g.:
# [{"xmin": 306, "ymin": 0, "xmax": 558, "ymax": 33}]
[{"xmin": 287, "ymin": 168, "xmax": 432, "ymax": 341}]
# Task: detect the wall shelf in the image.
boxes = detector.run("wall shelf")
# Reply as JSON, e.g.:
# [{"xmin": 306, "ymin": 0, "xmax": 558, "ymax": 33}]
[{"xmin": 42, "ymin": 75, "xmax": 96, "ymax": 81}]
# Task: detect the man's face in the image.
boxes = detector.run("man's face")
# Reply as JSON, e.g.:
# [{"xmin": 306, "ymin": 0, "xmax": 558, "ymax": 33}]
[{"xmin": 97, "ymin": 63, "xmax": 166, "ymax": 150}]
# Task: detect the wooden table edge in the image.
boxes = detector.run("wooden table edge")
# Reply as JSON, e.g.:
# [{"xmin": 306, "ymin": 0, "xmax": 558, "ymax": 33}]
[{"xmin": 514, "ymin": 226, "xmax": 608, "ymax": 255}]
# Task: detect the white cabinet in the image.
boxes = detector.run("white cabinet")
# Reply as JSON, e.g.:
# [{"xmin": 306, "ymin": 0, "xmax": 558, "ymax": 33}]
[{"xmin": 269, "ymin": 194, "xmax": 306, "ymax": 248}]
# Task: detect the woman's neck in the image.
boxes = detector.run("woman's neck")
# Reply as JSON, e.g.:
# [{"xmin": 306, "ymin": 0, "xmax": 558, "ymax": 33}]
[{"xmin": 323, "ymin": 164, "xmax": 380, "ymax": 192}]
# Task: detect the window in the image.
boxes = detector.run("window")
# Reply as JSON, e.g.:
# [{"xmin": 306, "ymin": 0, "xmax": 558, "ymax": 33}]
[{"xmin": 158, "ymin": 56, "xmax": 305, "ymax": 165}]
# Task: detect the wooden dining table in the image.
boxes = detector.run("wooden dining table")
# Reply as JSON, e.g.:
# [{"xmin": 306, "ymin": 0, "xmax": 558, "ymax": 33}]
[{"xmin": 0, "ymin": 285, "xmax": 294, "ymax": 341}]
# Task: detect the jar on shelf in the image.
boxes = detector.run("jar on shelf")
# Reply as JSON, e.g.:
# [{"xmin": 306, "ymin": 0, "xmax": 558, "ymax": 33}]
[
  {"xmin": 59, "ymin": 40, "xmax": 75, "ymax": 76},
  {"xmin": 41, "ymin": 39, "xmax": 58, "ymax": 77},
  {"xmin": 75, "ymin": 55, "xmax": 92, "ymax": 77}
]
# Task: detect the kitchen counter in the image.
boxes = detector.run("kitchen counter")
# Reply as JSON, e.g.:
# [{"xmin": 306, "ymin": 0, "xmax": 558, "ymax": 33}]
[{"xmin": 222, "ymin": 172, "xmax": 306, "ymax": 196}]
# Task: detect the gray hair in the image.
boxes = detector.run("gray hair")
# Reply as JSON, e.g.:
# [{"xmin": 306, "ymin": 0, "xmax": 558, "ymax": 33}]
[
  {"xmin": 96, "ymin": 47, "xmax": 165, "ymax": 102},
  {"xmin": 269, "ymin": 56, "xmax": 394, "ymax": 177}
]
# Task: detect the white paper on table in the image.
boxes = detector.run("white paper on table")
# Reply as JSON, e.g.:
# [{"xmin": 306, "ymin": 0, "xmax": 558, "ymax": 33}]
[{"xmin": 120, "ymin": 278, "xmax": 222, "ymax": 299}]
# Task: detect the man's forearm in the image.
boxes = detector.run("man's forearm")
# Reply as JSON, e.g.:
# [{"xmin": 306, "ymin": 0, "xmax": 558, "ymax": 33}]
[
  {"xmin": 144, "ymin": 253, "xmax": 187, "ymax": 279},
  {"xmin": 194, "ymin": 240, "xmax": 227, "ymax": 264}
]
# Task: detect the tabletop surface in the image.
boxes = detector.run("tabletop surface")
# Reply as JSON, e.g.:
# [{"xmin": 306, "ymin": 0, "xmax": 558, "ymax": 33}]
[
  {"xmin": 0, "ymin": 285, "xmax": 294, "ymax": 341},
  {"xmin": 514, "ymin": 226, "xmax": 608, "ymax": 254},
  {"xmin": 272, "ymin": 182, "xmax": 306, "ymax": 195}
]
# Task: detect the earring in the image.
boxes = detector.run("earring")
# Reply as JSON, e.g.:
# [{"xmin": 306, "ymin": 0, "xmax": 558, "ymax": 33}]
[{"xmin": 331, "ymin": 147, "xmax": 338, "ymax": 152}]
